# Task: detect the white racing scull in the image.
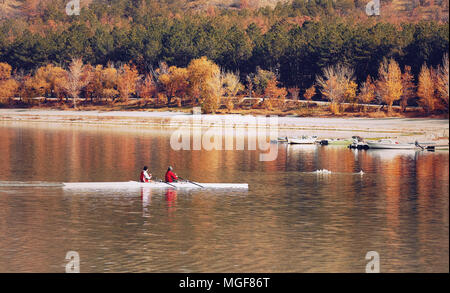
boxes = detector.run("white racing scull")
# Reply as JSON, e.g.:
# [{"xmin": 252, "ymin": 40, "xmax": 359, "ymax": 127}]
[{"xmin": 62, "ymin": 181, "xmax": 248, "ymax": 190}]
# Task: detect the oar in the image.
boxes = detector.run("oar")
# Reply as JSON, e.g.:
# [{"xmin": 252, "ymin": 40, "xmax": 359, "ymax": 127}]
[
  {"xmin": 415, "ymin": 141, "xmax": 425, "ymax": 151},
  {"xmin": 153, "ymin": 176, "xmax": 177, "ymax": 188},
  {"xmin": 178, "ymin": 176, "xmax": 204, "ymax": 188}
]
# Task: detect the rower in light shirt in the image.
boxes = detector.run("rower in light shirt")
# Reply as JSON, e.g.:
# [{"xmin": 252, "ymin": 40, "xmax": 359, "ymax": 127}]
[{"xmin": 139, "ymin": 166, "xmax": 152, "ymax": 183}]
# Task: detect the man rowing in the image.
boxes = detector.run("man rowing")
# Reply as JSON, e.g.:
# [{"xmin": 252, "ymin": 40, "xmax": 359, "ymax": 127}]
[
  {"xmin": 140, "ymin": 166, "xmax": 152, "ymax": 183},
  {"xmin": 165, "ymin": 166, "xmax": 178, "ymax": 183}
]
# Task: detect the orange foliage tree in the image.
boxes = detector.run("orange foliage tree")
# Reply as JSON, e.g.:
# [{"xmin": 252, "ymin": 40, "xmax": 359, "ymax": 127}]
[
  {"xmin": 263, "ymin": 78, "xmax": 287, "ymax": 110},
  {"xmin": 400, "ymin": 66, "xmax": 416, "ymax": 112},
  {"xmin": 0, "ymin": 63, "xmax": 19, "ymax": 103},
  {"xmin": 303, "ymin": 85, "xmax": 316, "ymax": 107},
  {"xmin": 158, "ymin": 66, "xmax": 189, "ymax": 104},
  {"xmin": 137, "ymin": 74, "xmax": 157, "ymax": 102},
  {"xmin": 288, "ymin": 87, "xmax": 300, "ymax": 100},
  {"xmin": 24, "ymin": 64, "xmax": 67, "ymax": 100},
  {"xmin": 357, "ymin": 75, "xmax": 376, "ymax": 112},
  {"xmin": 417, "ymin": 64, "xmax": 438, "ymax": 113},
  {"xmin": 117, "ymin": 64, "xmax": 139, "ymax": 102}
]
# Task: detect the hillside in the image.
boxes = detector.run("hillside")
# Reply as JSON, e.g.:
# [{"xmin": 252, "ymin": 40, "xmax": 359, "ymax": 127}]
[
  {"xmin": 0, "ymin": 0, "xmax": 22, "ymax": 18},
  {"xmin": 1, "ymin": 0, "xmax": 449, "ymax": 21}
]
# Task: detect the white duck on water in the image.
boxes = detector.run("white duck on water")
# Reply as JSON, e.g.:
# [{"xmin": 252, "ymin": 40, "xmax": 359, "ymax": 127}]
[{"xmin": 316, "ymin": 169, "xmax": 332, "ymax": 174}]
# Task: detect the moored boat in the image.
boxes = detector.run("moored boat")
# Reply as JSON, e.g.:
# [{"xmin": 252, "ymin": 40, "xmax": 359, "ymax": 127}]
[
  {"xmin": 348, "ymin": 136, "xmax": 369, "ymax": 149},
  {"xmin": 287, "ymin": 136, "xmax": 318, "ymax": 144},
  {"xmin": 366, "ymin": 139, "xmax": 417, "ymax": 149}
]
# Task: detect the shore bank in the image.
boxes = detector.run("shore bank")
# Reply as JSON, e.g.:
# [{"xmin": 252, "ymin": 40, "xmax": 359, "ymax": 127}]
[{"xmin": 0, "ymin": 109, "xmax": 448, "ymax": 143}]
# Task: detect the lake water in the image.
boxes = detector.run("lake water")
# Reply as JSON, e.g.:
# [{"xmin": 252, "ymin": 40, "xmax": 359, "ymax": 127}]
[{"xmin": 0, "ymin": 121, "xmax": 448, "ymax": 272}]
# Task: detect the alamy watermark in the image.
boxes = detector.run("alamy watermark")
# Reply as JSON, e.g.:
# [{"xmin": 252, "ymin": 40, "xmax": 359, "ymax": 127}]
[
  {"xmin": 169, "ymin": 108, "xmax": 279, "ymax": 162},
  {"xmin": 365, "ymin": 0, "xmax": 380, "ymax": 16},
  {"xmin": 365, "ymin": 251, "xmax": 380, "ymax": 273},
  {"xmin": 66, "ymin": 0, "xmax": 80, "ymax": 16},
  {"xmin": 65, "ymin": 251, "xmax": 80, "ymax": 273}
]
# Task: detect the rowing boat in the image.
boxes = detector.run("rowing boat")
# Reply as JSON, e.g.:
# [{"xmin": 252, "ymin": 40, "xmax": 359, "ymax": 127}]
[
  {"xmin": 63, "ymin": 181, "xmax": 249, "ymax": 189},
  {"xmin": 287, "ymin": 136, "xmax": 318, "ymax": 144},
  {"xmin": 366, "ymin": 139, "xmax": 417, "ymax": 149}
]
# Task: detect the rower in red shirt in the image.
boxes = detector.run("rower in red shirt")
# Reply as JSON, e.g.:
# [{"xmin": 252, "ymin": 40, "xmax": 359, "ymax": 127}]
[
  {"xmin": 165, "ymin": 166, "xmax": 178, "ymax": 183},
  {"xmin": 140, "ymin": 166, "xmax": 152, "ymax": 183}
]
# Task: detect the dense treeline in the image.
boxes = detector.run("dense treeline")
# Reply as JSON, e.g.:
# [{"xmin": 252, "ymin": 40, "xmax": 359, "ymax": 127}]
[
  {"xmin": 0, "ymin": 0, "xmax": 448, "ymax": 114},
  {"xmin": 0, "ymin": 54, "xmax": 448, "ymax": 115}
]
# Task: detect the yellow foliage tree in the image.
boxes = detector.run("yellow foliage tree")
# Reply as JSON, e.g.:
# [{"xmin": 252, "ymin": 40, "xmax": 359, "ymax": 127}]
[
  {"xmin": 159, "ymin": 66, "xmax": 189, "ymax": 104},
  {"xmin": 344, "ymin": 81, "xmax": 357, "ymax": 103},
  {"xmin": 222, "ymin": 71, "xmax": 243, "ymax": 97},
  {"xmin": 0, "ymin": 62, "xmax": 13, "ymax": 80},
  {"xmin": 0, "ymin": 63, "xmax": 18, "ymax": 102},
  {"xmin": 101, "ymin": 66, "xmax": 119, "ymax": 102},
  {"xmin": 436, "ymin": 54, "xmax": 449, "ymax": 111},
  {"xmin": 376, "ymin": 58, "xmax": 403, "ymax": 112},
  {"xmin": 117, "ymin": 64, "xmax": 139, "ymax": 102},
  {"xmin": 32, "ymin": 64, "xmax": 68, "ymax": 100},
  {"xmin": 187, "ymin": 57, "xmax": 222, "ymax": 113},
  {"xmin": 417, "ymin": 64, "xmax": 438, "ymax": 113}
]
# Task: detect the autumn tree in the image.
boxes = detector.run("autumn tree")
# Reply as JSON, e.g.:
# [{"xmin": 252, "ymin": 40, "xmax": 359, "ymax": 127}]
[
  {"xmin": 303, "ymin": 85, "xmax": 316, "ymax": 107},
  {"xmin": 221, "ymin": 71, "xmax": 243, "ymax": 111},
  {"xmin": 400, "ymin": 66, "xmax": 416, "ymax": 112},
  {"xmin": 436, "ymin": 54, "xmax": 449, "ymax": 111},
  {"xmin": 344, "ymin": 81, "xmax": 358, "ymax": 103},
  {"xmin": 24, "ymin": 70, "xmax": 50, "ymax": 101},
  {"xmin": 101, "ymin": 66, "xmax": 119, "ymax": 102},
  {"xmin": 159, "ymin": 66, "xmax": 189, "ymax": 104},
  {"xmin": 117, "ymin": 64, "xmax": 139, "ymax": 102},
  {"xmin": 222, "ymin": 72, "xmax": 243, "ymax": 98},
  {"xmin": 84, "ymin": 65, "xmax": 104, "ymax": 102},
  {"xmin": 0, "ymin": 62, "xmax": 18, "ymax": 102},
  {"xmin": 248, "ymin": 68, "xmax": 278, "ymax": 96},
  {"xmin": 357, "ymin": 76, "xmax": 376, "ymax": 112},
  {"xmin": 376, "ymin": 58, "xmax": 403, "ymax": 112},
  {"xmin": 38, "ymin": 64, "xmax": 67, "ymax": 100},
  {"xmin": 316, "ymin": 64, "xmax": 355, "ymax": 114},
  {"xmin": 65, "ymin": 58, "xmax": 90, "ymax": 108},
  {"xmin": 263, "ymin": 78, "xmax": 287, "ymax": 110},
  {"xmin": 417, "ymin": 64, "xmax": 438, "ymax": 113},
  {"xmin": 137, "ymin": 74, "xmax": 157, "ymax": 102},
  {"xmin": 288, "ymin": 87, "xmax": 300, "ymax": 100},
  {"xmin": 187, "ymin": 57, "xmax": 221, "ymax": 113},
  {"xmin": 246, "ymin": 75, "xmax": 254, "ymax": 98},
  {"xmin": 202, "ymin": 71, "xmax": 223, "ymax": 113}
]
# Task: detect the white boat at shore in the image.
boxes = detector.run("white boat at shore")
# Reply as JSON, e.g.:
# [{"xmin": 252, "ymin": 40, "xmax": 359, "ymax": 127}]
[
  {"xmin": 63, "ymin": 181, "xmax": 249, "ymax": 189},
  {"xmin": 366, "ymin": 139, "xmax": 417, "ymax": 149},
  {"xmin": 287, "ymin": 136, "xmax": 318, "ymax": 144}
]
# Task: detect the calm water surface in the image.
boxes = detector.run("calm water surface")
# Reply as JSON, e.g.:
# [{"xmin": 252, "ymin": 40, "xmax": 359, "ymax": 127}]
[{"xmin": 0, "ymin": 122, "xmax": 448, "ymax": 272}]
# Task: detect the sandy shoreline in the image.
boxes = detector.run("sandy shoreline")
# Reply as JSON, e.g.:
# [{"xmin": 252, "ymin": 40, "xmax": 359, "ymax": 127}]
[{"xmin": 0, "ymin": 109, "xmax": 449, "ymax": 143}]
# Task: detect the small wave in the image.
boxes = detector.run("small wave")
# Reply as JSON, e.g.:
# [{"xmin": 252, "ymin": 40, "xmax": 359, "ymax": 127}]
[
  {"xmin": 0, "ymin": 181, "xmax": 63, "ymax": 188},
  {"xmin": 309, "ymin": 170, "xmax": 365, "ymax": 175}
]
